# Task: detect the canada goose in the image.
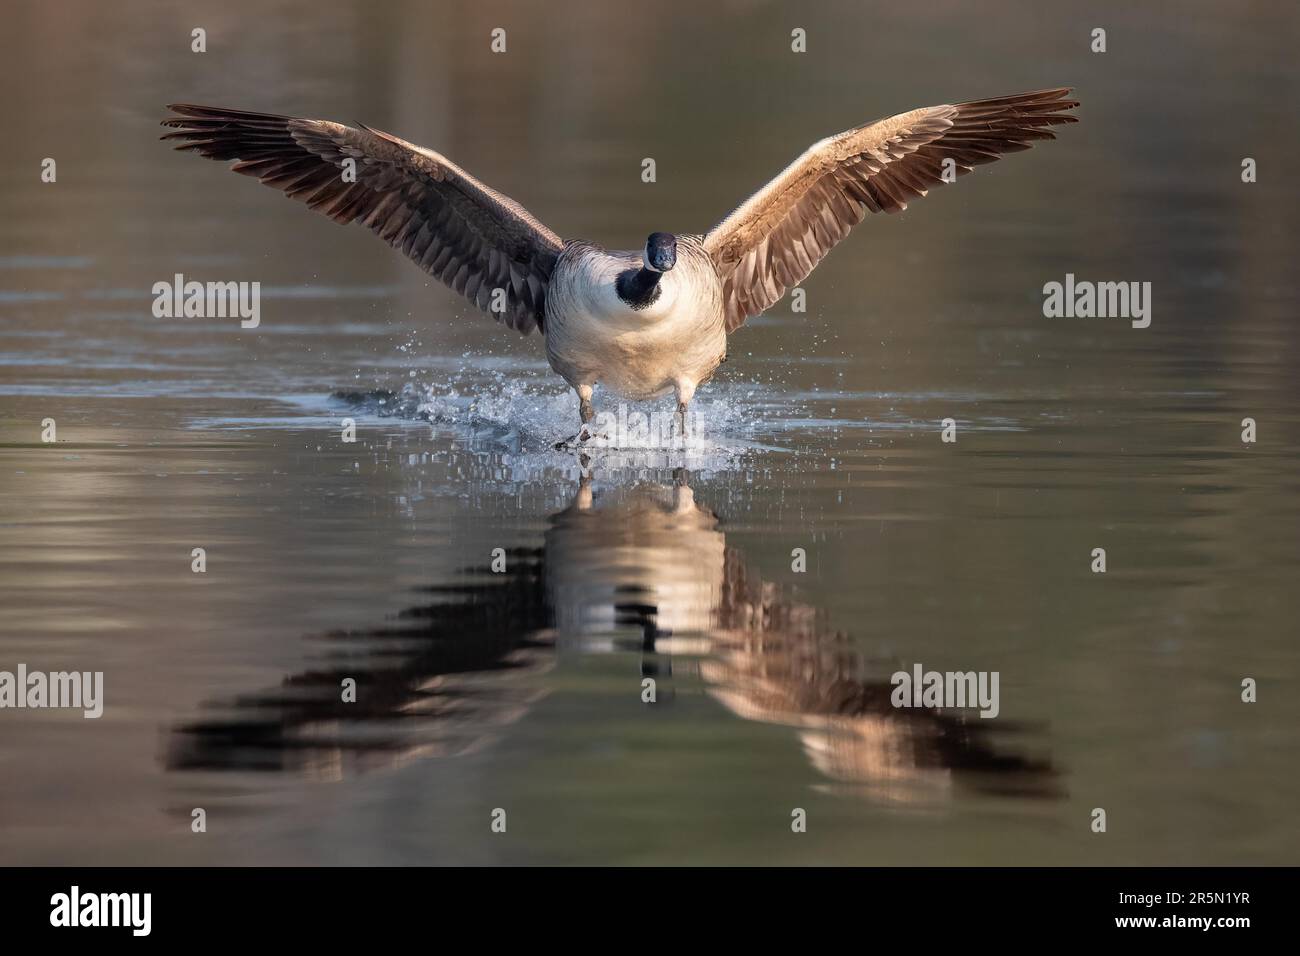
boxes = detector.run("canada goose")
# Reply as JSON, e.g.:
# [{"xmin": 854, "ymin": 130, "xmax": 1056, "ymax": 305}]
[{"xmin": 161, "ymin": 88, "xmax": 1078, "ymax": 442}]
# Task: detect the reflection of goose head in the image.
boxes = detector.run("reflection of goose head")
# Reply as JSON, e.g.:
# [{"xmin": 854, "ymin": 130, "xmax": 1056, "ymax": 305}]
[{"xmin": 169, "ymin": 475, "xmax": 1057, "ymax": 800}]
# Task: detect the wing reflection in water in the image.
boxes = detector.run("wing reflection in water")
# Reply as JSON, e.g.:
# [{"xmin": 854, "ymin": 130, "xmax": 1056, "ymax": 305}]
[
  {"xmin": 167, "ymin": 550, "xmax": 556, "ymax": 777},
  {"xmin": 168, "ymin": 473, "xmax": 1059, "ymax": 800}
]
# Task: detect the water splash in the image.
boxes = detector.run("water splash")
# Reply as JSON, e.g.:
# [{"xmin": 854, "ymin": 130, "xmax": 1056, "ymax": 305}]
[{"xmin": 330, "ymin": 369, "xmax": 797, "ymax": 474}]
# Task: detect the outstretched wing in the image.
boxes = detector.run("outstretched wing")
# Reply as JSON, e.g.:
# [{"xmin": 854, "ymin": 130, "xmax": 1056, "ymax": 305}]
[
  {"xmin": 703, "ymin": 88, "xmax": 1079, "ymax": 331},
  {"xmin": 161, "ymin": 105, "xmax": 563, "ymax": 334}
]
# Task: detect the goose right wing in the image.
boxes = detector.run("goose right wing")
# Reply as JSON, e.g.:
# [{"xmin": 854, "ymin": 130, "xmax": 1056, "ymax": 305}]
[{"xmin": 703, "ymin": 88, "xmax": 1079, "ymax": 331}]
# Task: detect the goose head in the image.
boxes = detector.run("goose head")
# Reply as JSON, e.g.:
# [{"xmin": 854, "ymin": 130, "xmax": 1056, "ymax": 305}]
[
  {"xmin": 615, "ymin": 232, "xmax": 679, "ymax": 310},
  {"xmin": 643, "ymin": 231, "xmax": 677, "ymax": 272}
]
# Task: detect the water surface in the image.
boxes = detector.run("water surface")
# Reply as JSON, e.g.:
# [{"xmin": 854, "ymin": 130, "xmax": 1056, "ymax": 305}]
[{"xmin": 1, "ymin": 0, "xmax": 1298, "ymax": 864}]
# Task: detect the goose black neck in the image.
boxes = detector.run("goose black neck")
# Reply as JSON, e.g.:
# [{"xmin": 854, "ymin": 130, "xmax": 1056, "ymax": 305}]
[{"xmin": 615, "ymin": 267, "xmax": 662, "ymax": 311}]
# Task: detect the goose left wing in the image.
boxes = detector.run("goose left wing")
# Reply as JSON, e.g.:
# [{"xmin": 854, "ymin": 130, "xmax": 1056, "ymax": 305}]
[
  {"xmin": 703, "ymin": 88, "xmax": 1078, "ymax": 332},
  {"xmin": 161, "ymin": 105, "xmax": 563, "ymax": 334}
]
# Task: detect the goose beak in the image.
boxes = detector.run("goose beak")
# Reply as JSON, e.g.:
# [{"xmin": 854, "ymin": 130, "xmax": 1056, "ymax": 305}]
[
  {"xmin": 649, "ymin": 247, "xmax": 676, "ymax": 271},
  {"xmin": 645, "ymin": 232, "xmax": 677, "ymax": 272}
]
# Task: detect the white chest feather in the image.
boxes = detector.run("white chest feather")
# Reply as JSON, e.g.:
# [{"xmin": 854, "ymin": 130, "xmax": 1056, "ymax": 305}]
[{"xmin": 545, "ymin": 245, "xmax": 727, "ymax": 401}]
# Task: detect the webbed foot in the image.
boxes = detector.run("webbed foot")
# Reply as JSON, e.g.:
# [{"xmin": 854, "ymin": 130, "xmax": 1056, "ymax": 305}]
[{"xmin": 554, "ymin": 424, "xmax": 597, "ymax": 450}]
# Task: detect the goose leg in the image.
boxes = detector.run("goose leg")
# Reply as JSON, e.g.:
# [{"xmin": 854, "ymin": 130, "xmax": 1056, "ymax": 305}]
[
  {"xmin": 556, "ymin": 384, "xmax": 597, "ymax": 449},
  {"xmin": 673, "ymin": 379, "xmax": 696, "ymax": 446}
]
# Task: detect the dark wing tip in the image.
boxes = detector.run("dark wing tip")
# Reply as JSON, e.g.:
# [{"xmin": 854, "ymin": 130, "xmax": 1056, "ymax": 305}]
[
  {"xmin": 164, "ymin": 103, "xmax": 289, "ymax": 120},
  {"xmin": 955, "ymin": 87, "xmax": 1080, "ymax": 111},
  {"xmin": 159, "ymin": 105, "xmax": 298, "ymax": 153}
]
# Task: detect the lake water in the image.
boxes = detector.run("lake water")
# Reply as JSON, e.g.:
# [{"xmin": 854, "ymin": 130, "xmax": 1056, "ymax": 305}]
[{"xmin": 1, "ymin": 0, "xmax": 1298, "ymax": 865}]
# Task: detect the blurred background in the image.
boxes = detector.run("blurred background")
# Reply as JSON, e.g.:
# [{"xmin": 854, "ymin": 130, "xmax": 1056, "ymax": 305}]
[{"xmin": 0, "ymin": 0, "xmax": 1297, "ymax": 864}]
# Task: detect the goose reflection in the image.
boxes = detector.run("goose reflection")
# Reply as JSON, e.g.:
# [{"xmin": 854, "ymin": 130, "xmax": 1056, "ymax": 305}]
[{"xmin": 168, "ymin": 474, "xmax": 1058, "ymax": 800}]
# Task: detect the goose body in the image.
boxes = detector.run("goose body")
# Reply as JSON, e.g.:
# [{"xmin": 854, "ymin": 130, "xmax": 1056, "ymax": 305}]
[
  {"xmin": 161, "ymin": 88, "xmax": 1078, "ymax": 440},
  {"xmin": 546, "ymin": 237, "xmax": 725, "ymax": 407}
]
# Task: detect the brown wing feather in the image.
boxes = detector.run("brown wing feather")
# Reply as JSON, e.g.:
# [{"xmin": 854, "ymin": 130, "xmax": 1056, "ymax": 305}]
[
  {"xmin": 704, "ymin": 88, "xmax": 1079, "ymax": 331},
  {"xmin": 161, "ymin": 105, "xmax": 563, "ymax": 335}
]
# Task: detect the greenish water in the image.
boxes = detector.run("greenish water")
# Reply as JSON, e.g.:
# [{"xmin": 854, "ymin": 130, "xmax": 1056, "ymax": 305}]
[{"xmin": 1, "ymin": 0, "xmax": 1297, "ymax": 864}]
